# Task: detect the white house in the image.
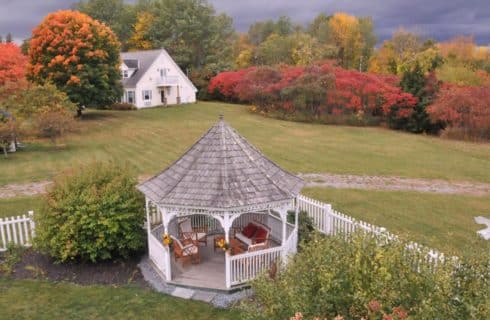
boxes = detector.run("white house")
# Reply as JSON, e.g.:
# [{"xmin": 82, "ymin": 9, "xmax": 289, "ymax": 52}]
[{"xmin": 120, "ymin": 49, "xmax": 197, "ymax": 109}]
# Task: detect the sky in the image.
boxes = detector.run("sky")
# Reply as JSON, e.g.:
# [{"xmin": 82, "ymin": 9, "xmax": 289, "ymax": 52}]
[{"xmin": 1, "ymin": 0, "xmax": 489, "ymax": 45}]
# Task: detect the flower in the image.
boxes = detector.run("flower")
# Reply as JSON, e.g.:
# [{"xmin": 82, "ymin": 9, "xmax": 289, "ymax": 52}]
[
  {"xmin": 162, "ymin": 233, "xmax": 172, "ymax": 246},
  {"xmin": 368, "ymin": 300, "xmax": 381, "ymax": 312},
  {"xmin": 217, "ymin": 238, "xmax": 229, "ymax": 251}
]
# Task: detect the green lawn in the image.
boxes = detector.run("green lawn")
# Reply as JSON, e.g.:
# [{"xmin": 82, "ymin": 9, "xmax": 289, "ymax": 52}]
[
  {"xmin": 0, "ymin": 196, "xmax": 42, "ymax": 218},
  {"xmin": 303, "ymin": 188, "xmax": 490, "ymax": 255},
  {"xmin": 1, "ymin": 102, "xmax": 490, "ymax": 185},
  {"xmin": 0, "ymin": 279, "xmax": 239, "ymax": 320}
]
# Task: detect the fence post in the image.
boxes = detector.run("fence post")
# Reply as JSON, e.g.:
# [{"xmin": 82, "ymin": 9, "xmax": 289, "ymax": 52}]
[
  {"xmin": 323, "ymin": 204, "xmax": 332, "ymax": 235},
  {"xmin": 28, "ymin": 211, "xmax": 35, "ymax": 238},
  {"xmin": 225, "ymin": 252, "xmax": 231, "ymax": 289}
]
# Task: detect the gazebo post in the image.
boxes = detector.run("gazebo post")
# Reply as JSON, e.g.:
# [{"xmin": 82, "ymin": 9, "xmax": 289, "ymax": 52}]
[
  {"xmin": 145, "ymin": 197, "xmax": 151, "ymax": 243},
  {"xmin": 161, "ymin": 207, "xmax": 174, "ymax": 281},
  {"xmin": 278, "ymin": 207, "xmax": 288, "ymax": 246}
]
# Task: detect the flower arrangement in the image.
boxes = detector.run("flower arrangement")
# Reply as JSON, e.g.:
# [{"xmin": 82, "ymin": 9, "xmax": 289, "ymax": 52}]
[
  {"xmin": 216, "ymin": 238, "xmax": 229, "ymax": 251},
  {"xmin": 162, "ymin": 233, "xmax": 172, "ymax": 246}
]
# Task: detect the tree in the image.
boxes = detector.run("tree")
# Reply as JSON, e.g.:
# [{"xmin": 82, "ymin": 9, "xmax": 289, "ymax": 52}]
[
  {"xmin": 34, "ymin": 106, "xmax": 76, "ymax": 146},
  {"xmin": 248, "ymin": 16, "xmax": 294, "ymax": 46},
  {"xmin": 128, "ymin": 11, "xmax": 155, "ymax": 50},
  {"xmin": 256, "ymin": 34, "xmax": 295, "ymax": 65},
  {"xmin": 0, "ymin": 116, "xmax": 18, "ymax": 158},
  {"xmin": 27, "ymin": 10, "xmax": 123, "ymax": 113},
  {"xmin": 75, "ymin": 0, "xmax": 136, "ymax": 50},
  {"xmin": 5, "ymin": 83, "xmax": 77, "ymax": 119},
  {"xmin": 36, "ymin": 162, "xmax": 145, "ymax": 262},
  {"xmin": 399, "ymin": 63, "xmax": 441, "ymax": 133},
  {"xmin": 0, "ymin": 43, "xmax": 27, "ymax": 87},
  {"xmin": 328, "ymin": 13, "xmax": 363, "ymax": 69},
  {"xmin": 138, "ymin": 0, "xmax": 236, "ymax": 72},
  {"xmin": 5, "ymin": 33, "xmax": 12, "ymax": 43}
]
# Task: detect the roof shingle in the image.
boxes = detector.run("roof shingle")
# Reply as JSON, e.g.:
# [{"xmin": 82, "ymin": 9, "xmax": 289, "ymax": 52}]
[{"xmin": 137, "ymin": 117, "xmax": 304, "ymax": 210}]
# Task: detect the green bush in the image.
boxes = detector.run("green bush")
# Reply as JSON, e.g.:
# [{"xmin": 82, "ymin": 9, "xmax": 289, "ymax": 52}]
[
  {"xmin": 242, "ymin": 232, "xmax": 489, "ymax": 320},
  {"xmin": 35, "ymin": 162, "xmax": 145, "ymax": 263},
  {"xmin": 287, "ymin": 210, "xmax": 315, "ymax": 245}
]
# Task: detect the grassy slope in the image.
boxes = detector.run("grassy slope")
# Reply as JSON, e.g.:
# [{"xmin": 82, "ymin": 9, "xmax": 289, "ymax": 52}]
[
  {"xmin": 0, "ymin": 280, "xmax": 239, "ymax": 320},
  {"xmin": 303, "ymin": 187, "xmax": 490, "ymax": 255},
  {"xmin": 0, "ymin": 196, "xmax": 42, "ymax": 218},
  {"xmin": 1, "ymin": 102, "xmax": 489, "ymax": 185}
]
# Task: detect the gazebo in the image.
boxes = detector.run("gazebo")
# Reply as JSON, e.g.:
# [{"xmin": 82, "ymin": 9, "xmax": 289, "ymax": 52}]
[{"xmin": 138, "ymin": 115, "xmax": 304, "ymax": 290}]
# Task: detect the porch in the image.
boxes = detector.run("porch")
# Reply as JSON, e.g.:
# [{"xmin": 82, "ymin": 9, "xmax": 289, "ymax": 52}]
[{"xmin": 148, "ymin": 211, "xmax": 297, "ymax": 290}]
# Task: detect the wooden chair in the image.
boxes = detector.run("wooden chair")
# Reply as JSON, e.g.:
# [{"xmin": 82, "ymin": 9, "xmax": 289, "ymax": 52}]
[
  {"xmin": 178, "ymin": 218, "xmax": 208, "ymax": 246},
  {"xmin": 171, "ymin": 236, "xmax": 200, "ymax": 266}
]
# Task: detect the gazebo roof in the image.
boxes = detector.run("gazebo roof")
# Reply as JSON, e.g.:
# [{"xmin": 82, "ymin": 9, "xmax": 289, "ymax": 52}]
[{"xmin": 137, "ymin": 116, "xmax": 304, "ymax": 212}]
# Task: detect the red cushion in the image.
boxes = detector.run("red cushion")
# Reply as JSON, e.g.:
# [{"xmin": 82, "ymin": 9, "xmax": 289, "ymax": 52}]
[
  {"xmin": 254, "ymin": 227, "xmax": 268, "ymax": 243},
  {"xmin": 242, "ymin": 223, "xmax": 257, "ymax": 238}
]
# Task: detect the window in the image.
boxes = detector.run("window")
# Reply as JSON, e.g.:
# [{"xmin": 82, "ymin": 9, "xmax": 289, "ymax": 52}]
[
  {"xmin": 122, "ymin": 70, "xmax": 129, "ymax": 78},
  {"xmin": 160, "ymin": 68, "xmax": 169, "ymax": 78},
  {"xmin": 142, "ymin": 90, "xmax": 152, "ymax": 101},
  {"xmin": 127, "ymin": 91, "xmax": 135, "ymax": 104}
]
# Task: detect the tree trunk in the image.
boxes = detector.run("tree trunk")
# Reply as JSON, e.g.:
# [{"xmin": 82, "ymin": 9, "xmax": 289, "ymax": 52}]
[{"xmin": 2, "ymin": 144, "xmax": 7, "ymax": 158}]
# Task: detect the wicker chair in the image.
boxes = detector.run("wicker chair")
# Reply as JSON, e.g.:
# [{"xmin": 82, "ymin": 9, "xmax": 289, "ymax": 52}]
[
  {"xmin": 178, "ymin": 218, "xmax": 208, "ymax": 246},
  {"xmin": 171, "ymin": 236, "xmax": 200, "ymax": 265}
]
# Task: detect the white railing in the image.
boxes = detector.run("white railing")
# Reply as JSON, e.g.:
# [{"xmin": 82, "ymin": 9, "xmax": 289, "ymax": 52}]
[
  {"xmin": 296, "ymin": 195, "xmax": 448, "ymax": 269},
  {"xmin": 282, "ymin": 226, "xmax": 298, "ymax": 259},
  {"xmin": 149, "ymin": 227, "xmax": 170, "ymax": 280},
  {"xmin": 148, "ymin": 202, "xmax": 163, "ymax": 226},
  {"xmin": 156, "ymin": 76, "xmax": 179, "ymax": 86},
  {"xmin": 267, "ymin": 213, "xmax": 295, "ymax": 242},
  {"xmin": 0, "ymin": 211, "xmax": 35, "ymax": 252},
  {"xmin": 226, "ymin": 246, "xmax": 283, "ymax": 287}
]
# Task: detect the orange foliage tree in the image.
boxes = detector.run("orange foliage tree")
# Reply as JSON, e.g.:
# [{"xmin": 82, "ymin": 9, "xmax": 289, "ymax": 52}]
[
  {"xmin": 0, "ymin": 43, "xmax": 28, "ymax": 100},
  {"xmin": 27, "ymin": 10, "xmax": 122, "ymax": 112}
]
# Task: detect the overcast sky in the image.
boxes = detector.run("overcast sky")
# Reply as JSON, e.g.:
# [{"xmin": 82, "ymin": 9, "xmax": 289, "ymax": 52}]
[{"xmin": 1, "ymin": 0, "xmax": 489, "ymax": 45}]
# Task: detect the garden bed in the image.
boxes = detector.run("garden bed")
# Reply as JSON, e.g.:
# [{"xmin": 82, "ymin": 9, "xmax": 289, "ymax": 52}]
[{"xmin": 1, "ymin": 248, "xmax": 148, "ymax": 287}]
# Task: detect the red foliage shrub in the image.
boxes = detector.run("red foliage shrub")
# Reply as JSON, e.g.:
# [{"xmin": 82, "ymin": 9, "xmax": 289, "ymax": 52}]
[
  {"xmin": 427, "ymin": 84, "xmax": 490, "ymax": 139},
  {"xmin": 209, "ymin": 63, "xmax": 419, "ymax": 126}
]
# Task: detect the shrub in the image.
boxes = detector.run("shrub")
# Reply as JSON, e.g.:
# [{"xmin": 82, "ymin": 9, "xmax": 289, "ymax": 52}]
[
  {"xmin": 35, "ymin": 162, "xmax": 145, "ymax": 263},
  {"xmin": 287, "ymin": 210, "xmax": 315, "ymax": 245},
  {"xmin": 242, "ymin": 232, "xmax": 489, "ymax": 320},
  {"xmin": 34, "ymin": 106, "xmax": 76, "ymax": 145},
  {"xmin": 109, "ymin": 102, "xmax": 137, "ymax": 111}
]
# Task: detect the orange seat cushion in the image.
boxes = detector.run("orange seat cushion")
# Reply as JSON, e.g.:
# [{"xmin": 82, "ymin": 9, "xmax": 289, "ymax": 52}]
[{"xmin": 242, "ymin": 223, "xmax": 257, "ymax": 238}]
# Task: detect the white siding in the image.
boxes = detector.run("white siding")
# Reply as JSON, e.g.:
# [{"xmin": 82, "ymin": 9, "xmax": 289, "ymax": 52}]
[{"xmin": 125, "ymin": 51, "xmax": 197, "ymax": 109}]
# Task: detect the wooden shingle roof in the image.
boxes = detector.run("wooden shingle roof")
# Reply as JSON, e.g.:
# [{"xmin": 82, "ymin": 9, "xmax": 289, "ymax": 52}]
[{"xmin": 137, "ymin": 116, "xmax": 304, "ymax": 211}]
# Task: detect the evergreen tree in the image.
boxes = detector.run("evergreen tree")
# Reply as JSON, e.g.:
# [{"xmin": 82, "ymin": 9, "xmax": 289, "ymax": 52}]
[
  {"xmin": 6, "ymin": 33, "xmax": 12, "ymax": 43},
  {"xmin": 400, "ymin": 62, "xmax": 441, "ymax": 133}
]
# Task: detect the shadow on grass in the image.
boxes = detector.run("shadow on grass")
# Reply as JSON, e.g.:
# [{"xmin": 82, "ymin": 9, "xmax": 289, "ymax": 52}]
[{"xmin": 79, "ymin": 110, "xmax": 116, "ymax": 121}]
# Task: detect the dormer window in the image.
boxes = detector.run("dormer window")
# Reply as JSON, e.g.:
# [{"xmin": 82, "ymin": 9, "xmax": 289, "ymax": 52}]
[{"xmin": 122, "ymin": 70, "xmax": 129, "ymax": 78}]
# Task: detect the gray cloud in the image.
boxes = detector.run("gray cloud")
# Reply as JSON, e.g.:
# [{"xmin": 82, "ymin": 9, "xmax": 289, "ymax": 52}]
[{"xmin": 0, "ymin": 0, "xmax": 488, "ymax": 44}]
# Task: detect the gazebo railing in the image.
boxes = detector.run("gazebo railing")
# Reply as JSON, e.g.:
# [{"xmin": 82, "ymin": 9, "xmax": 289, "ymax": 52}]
[
  {"xmin": 149, "ymin": 226, "xmax": 170, "ymax": 280},
  {"xmin": 226, "ymin": 223, "xmax": 298, "ymax": 288},
  {"xmin": 226, "ymin": 246, "xmax": 283, "ymax": 287}
]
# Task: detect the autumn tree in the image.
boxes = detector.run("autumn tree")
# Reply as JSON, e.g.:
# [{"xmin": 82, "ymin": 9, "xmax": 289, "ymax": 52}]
[
  {"xmin": 248, "ymin": 16, "xmax": 295, "ymax": 45},
  {"xmin": 0, "ymin": 43, "xmax": 28, "ymax": 88},
  {"xmin": 27, "ymin": 10, "xmax": 123, "ymax": 113},
  {"xmin": 128, "ymin": 11, "xmax": 155, "ymax": 50},
  {"xmin": 75, "ymin": 0, "xmax": 136, "ymax": 50},
  {"xmin": 34, "ymin": 106, "xmax": 76, "ymax": 146}
]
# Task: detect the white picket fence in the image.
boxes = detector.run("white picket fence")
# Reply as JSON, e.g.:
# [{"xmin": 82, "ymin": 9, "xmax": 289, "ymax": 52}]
[
  {"xmin": 296, "ymin": 195, "xmax": 447, "ymax": 268},
  {"xmin": 0, "ymin": 211, "xmax": 35, "ymax": 252}
]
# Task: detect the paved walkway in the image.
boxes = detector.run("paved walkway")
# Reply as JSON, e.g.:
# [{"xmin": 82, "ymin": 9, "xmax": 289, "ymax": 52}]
[
  {"xmin": 1, "ymin": 173, "xmax": 490, "ymax": 199},
  {"xmin": 138, "ymin": 256, "xmax": 251, "ymax": 308}
]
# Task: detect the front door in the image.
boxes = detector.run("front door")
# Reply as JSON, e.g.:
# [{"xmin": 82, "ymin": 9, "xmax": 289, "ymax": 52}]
[{"xmin": 161, "ymin": 90, "xmax": 166, "ymax": 105}]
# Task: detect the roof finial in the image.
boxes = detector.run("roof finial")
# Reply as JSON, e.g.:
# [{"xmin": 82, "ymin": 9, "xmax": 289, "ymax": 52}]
[{"xmin": 219, "ymin": 113, "xmax": 224, "ymax": 121}]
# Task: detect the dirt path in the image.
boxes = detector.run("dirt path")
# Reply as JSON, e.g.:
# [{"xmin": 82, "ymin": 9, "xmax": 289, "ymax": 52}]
[
  {"xmin": 299, "ymin": 173, "xmax": 490, "ymax": 196},
  {"xmin": 1, "ymin": 173, "xmax": 490, "ymax": 199}
]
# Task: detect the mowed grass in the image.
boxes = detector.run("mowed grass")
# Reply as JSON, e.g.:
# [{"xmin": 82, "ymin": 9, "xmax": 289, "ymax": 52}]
[
  {"xmin": 0, "ymin": 196, "xmax": 42, "ymax": 218},
  {"xmin": 0, "ymin": 279, "xmax": 239, "ymax": 320},
  {"xmin": 303, "ymin": 187, "xmax": 490, "ymax": 255},
  {"xmin": 1, "ymin": 101, "xmax": 490, "ymax": 185}
]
